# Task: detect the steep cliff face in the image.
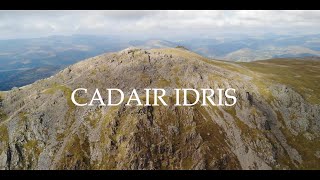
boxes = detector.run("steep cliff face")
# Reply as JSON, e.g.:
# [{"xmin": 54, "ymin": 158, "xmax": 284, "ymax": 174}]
[{"xmin": 0, "ymin": 48, "xmax": 319, "ymax": 170}]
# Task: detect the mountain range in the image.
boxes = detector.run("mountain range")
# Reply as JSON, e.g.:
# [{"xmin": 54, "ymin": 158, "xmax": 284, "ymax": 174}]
[{"xmin": 1, "ymin": 34, "xmax": 320, "ymax": 90}]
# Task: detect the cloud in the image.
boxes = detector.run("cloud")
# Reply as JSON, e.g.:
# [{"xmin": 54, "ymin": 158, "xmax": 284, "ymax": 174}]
[{"xmin": 0, "ymin": 10, "xmax": 320, "ymax": 39}]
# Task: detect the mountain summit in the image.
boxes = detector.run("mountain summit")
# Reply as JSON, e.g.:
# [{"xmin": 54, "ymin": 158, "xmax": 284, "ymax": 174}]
[{"xmin": 0, "ymin": 48, "xmax": 319, "ymax": 170}]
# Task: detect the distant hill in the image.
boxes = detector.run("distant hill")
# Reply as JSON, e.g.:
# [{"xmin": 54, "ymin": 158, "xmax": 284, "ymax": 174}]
[
  {"xmin": 178, "ymin": 35, "xmax": 320, "ymax": 61},
  {"xmin": 0, "ymin": 35, "xmax": 129, "ymax": 71},
  {"xmin": 222, "ymin": 46, "xmax": 320, "ymax": 62},
  {"xmin": 129, "ymin": 39, "xmax": 177, "ymax": 49},
  {"xmin": 0, "ymin": 35, "xmax": 131, "ymax": 90}
]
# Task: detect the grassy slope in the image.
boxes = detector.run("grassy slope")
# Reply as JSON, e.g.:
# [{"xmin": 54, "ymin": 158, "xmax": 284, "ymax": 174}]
[{"xmin": 239, "ymin": 59, "xmax": 320, "ymax": 104}]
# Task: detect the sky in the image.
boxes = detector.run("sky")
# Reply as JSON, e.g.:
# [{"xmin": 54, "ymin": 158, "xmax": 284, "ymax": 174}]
[{"xmin": 0, "ymin": 10, "xmax": 320, "ymax": 40}]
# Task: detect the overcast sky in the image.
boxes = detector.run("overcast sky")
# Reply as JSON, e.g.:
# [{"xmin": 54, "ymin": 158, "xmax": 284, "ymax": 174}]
[{"xmin": 0, "ymin": 10, "xmax": 320, "ymax": 40}]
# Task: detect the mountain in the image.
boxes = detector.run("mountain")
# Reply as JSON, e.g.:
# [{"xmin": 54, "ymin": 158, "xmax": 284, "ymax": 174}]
[
  {"xmin": 0, "ymin": 48, "xmax": 319, "ymax": 170},
  {"xmin": 2, "ymin": 34, "xmax": 320, "ymax": 90},
  {"xmin": 0, "ymin": 35, "xmax": 130, "ymax": 90},
  {"xmin": 129, "ymin": 39, "xmax": 177, "ymax": 49},
  {"xmin": 0, "ymin": 35, "xmax": 129, "ymax": 71},
  {"xmin": 179, "ymin": 35, "xmax": 320, "ymax": 61},
  {"xmin": 223, "ymin": 46, "xmax": 320, "ymax": 62}
]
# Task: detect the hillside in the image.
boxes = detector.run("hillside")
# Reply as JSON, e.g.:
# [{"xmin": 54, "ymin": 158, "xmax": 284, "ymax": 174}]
[{"xmin": 0, "ymin": 48, "xmax": 319, "ymax": 170}]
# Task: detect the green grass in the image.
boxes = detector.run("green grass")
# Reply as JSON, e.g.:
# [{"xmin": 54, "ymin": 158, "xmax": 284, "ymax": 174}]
[
  {"xmin": 58, "ymin": 133, "xmax": 91, "ymax": 169},
  {"xmin": 0, "ymin": 125, "xmax": 8, "ymax": 141},
  {"xmin": 0, "ymin": 125, "xmax": 9, "ymax": 155},
  {"xmin": 181, "ymin": 157, "xmax": 193, "ymax": 169},
  {"xmin": 0, "ymin": 92, "xmax": 8, "ymax": 121},
  {"xmin": 43, "ymin": 83, "xmax": 75, "ymax": 108},
  {"xmin": 43, "ymin": 83, "xmax": 76, "ymax": 123},
  {"xmin": 0, "ymin": 109, "xmax": 7, "ymax": 121},
  {"xmin": 18, "ymin": 111, "xmax": 28, "ymax": 125},
  {"xmin": 156, "ymin": 77, "xmax": 171, "ymax": 88},
  {"xmin": 23, "ymin": 140, "xmax": 43, "ymax": 161},
  {"xmin": 239, "ymin": 59, "xmax": 320, "ymax": 104}
]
